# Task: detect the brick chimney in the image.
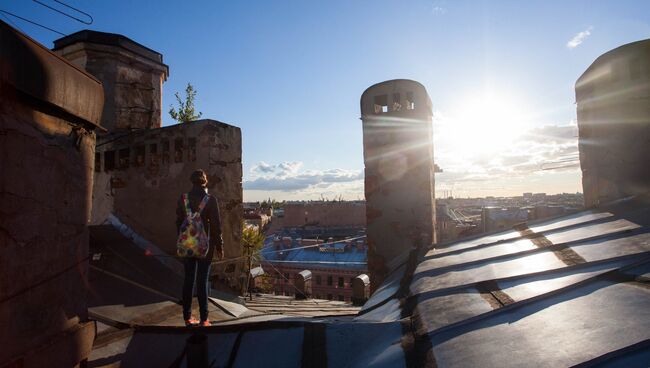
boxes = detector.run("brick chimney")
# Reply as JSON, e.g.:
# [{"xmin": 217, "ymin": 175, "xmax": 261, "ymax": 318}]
[
  {"xmin": 360, "ymin": 79, "xmax": 436, "ymax": 291},
  {"xmin": 576, "ymin": 39, "xmax": 650, "ymax": 207},
  {"xmin": 53, "ymin": 30, "xmax": 169, "ymax": 132}
]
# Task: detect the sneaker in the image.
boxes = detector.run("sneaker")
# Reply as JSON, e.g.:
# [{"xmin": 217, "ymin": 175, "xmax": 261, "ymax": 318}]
[
  {"xmin": 185, "ymin": 317, "xmax": 199, "ymax": 326},
  {"xmin": 200, "ymin": 320, "xmax": 211, "ymax": 327}
]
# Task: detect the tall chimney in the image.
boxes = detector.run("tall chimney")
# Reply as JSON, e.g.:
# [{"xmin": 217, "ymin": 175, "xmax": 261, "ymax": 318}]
[
  {"xmin": 576, "ymin": 39, "xmax": 650, "ymax": 207},
  {"xmin": 360, "ymin": 79, "xmax": 436, "ymax": 291},
  {"xmin": 53, "ymin": 30, "xmax": 169, "ymax": 133}
]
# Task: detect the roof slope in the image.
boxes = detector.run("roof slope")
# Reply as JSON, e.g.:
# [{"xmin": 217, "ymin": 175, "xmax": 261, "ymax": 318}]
[
  {"xmin": 358, "ymin": 195, "xmax": 650, "ymax": 367},
  {"xmin": 87, "ymin": 197, "xmax": 650, "ymax": 367}
]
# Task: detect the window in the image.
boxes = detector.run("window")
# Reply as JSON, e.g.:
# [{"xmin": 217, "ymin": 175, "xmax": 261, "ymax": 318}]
[
  {"xmin": 349, "ymin": 277, "xmax": 354, "ymax": 286},
  {"xmin": 118, "ymin": 148, "xmax": 130, "ymax": 169},
  {"xmin": 316, "ymin": 275, "xmax": 322, "ymax": 285},
  {"xmin": 373, "ymin": 94, "xmax": 388, "ymax": 114},
  {"xmin": 327, "ymin": 294, "xmax": 333, "ymax": 300},
  {"xmin": 174, "ymin": 138, "xmax": 184, "ymax": 163},
  {"xmin": 338, "ymin": 277, "xmax": 344, "ymax": 288},
  {"xmin": 95, "ymin": 152, "xmax": 101, "ymax": 172},
  {"xmin": 338, "ymin": 295, "xmax": 344, "ymax": 302},
  {"xmin": 392, "ymin": 93, "xmax": 402, "ymax": 111},
  {"xmin": 327, "ymin": 275, "xmax": 333, "ymax": 286},
  {"xmin": 406, "ymin": 91, "xmax": 415, "ymax": 110},
  {"xmin": 134, "ymin": 145, "xmax": 145, "ymax": 167},
  {"xmin": 149, "ymin": 143, "xmax": 158, "ymax": 165},
  {"xmin": 315, "ymin": 294, "xmax": 321, "ymax": 299},
  {"xmin": 104, "ymin": 150, "xmax": 115, "ymax": 171},
  {"xmin": 188, "ymin": 138, "xmax": 197, "ymax": 162},
  {"xmin": 162, "ymin": 140, "xmax": 170, "ymax": 164}
]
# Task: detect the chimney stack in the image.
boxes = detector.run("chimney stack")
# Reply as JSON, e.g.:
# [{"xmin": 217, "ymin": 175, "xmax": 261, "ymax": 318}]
[
  {"xmin": 53, "ymin": 30, "xmax": 169, "ymax": 132},
  {"xmin": 360, "ymin": 79, "xmax": 436, "ymax": 291},
  {"xmin": 576, "ymin": 39, "xmax": 650, "ymax": 207}
]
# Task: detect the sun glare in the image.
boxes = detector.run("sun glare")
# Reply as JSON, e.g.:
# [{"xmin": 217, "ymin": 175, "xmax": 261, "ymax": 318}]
[{"xmin": 441, "ymin": 92, "xmax": 531, "ymax": 158}]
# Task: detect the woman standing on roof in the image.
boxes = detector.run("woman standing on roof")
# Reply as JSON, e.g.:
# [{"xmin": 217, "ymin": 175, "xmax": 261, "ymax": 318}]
[{"xmin": 176, "ymin": 169, "xmax": 224, "ymax": 327}]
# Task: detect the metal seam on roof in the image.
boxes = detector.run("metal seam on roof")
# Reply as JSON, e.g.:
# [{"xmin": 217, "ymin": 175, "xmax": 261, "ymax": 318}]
[
  {"xmin": 417, "ymin": 255, "xmax": 650, "ymax": 340},
  {"xmin": 515, "ymin": 224, "xmax": 587, "ymax": 266},
  {"xmin": 475, "ymin": 280, "xmax": 515, "ymax": 308}
]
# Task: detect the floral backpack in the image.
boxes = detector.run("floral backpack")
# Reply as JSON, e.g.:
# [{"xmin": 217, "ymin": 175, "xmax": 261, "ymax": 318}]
[{"xmin": 176, "ymin": 193, "xmax": 211, "ymax": 258}]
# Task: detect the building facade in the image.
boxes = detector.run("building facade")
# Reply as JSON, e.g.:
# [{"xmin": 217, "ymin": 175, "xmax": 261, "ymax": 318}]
[
  {"xmin": 268, "ymin": 201, "xmax": 366, "ymax": 231},
  {"xmin": 259, "ymin": 229, "xmax": 367, "ymax": 302}
]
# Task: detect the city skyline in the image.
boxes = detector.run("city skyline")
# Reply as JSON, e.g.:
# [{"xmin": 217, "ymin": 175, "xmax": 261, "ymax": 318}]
[{"xmin": 6, "ymin": 1, "xmax": 650, "ymax": 201}]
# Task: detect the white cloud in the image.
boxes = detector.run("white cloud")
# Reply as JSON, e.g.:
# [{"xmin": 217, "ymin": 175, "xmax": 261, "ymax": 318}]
[
  {"xmin": 435, "ymin": 121, "xmax": 580, "ymax": 194},
  {"xmin": 245, "ymin": 162, "xmax": 363, "ymax": 193},
  {"xmin": 567, "ymin": 27, "xmax": 593, "ymax": 49},
  {"xmin": 250, "ymin": 161, "xmax": 303, "ymax": 176}
]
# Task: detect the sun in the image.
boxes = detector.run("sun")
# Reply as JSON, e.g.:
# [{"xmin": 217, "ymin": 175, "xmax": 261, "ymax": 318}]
[{"xmin": 439, "ymin": 91, "xmax": 531, "ymax": 159}]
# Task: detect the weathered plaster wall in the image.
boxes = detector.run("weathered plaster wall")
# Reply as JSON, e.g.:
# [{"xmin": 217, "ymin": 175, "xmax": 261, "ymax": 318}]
[
  {"xmin": 0, "ymin": 21, "xmax": 101, "ymax": 367},
  {"xmin": 92, "ymin": 120, "xmax": 243, "ymax": 285},
  {"xmin": 360, "ymin": 79, "xmax": 436, "ymax": 291},
  {"xmin": 576, "ymin": 39, "xmax": 650, "ymax": 207}
]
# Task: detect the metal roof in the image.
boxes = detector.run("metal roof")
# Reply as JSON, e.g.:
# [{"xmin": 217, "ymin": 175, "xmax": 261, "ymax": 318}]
[
  {"xmin": 261, "ymin": 233, "xmax": 367, "ymax": 270},
  {"xmin": 358, "ymin": 195, "xmax": 650, "ymax": 367},
  {"xmin": 87, "ymin": 196, "xmax": 650, "ymax": 367}
]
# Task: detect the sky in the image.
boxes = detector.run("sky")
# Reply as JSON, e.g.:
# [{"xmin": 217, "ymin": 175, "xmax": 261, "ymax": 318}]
[{"xmin": 5, "ymin": 1, "xmax": 650, "ymax": 201}]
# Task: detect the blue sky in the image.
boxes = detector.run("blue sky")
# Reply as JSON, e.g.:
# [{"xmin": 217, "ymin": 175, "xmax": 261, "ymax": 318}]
[{"xmin": 5, "ymin": 1, "xmax": 650, "ymax": 200}]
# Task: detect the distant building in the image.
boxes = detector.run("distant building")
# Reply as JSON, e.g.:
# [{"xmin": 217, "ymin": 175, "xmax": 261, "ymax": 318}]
[
  {"xmin": 436, "ymin": 204, "xmax": 476, "ymax": 243},
  {"xmin": 269, "ymin": 201, "xmax": 366, "ymax": 231},
  {"xmin": 481, "ymin": 206, "xmax": 530, "ymax": 232},
  {"xmin": 532, "ymin": 193, "xmax": 547, "ymax": 202},
  {"xmin": 244, "ymin": 208, "xmax": 271, "ymax": 230},
  {"xmin": 531, "ymin": 205, "xmax": 567, "ymax": 220},
  {"xmin": 259, "ymin": 227, "xmax": 367, "ymax": 302}
]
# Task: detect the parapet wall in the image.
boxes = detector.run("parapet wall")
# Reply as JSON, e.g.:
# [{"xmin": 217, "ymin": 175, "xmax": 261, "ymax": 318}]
[
  {"xmin": 92, "ymin": 119, "xmax": 243, "ymax": 284},
  {"xmin": 0, "ymin": 21, "xmax": 101, "ymax": 367}
]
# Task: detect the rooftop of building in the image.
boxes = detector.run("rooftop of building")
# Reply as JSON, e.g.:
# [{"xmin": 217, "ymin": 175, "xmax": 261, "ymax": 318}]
[
  {"xmin": 87, "ymin": 193, "xmax": 650, "ymax": 367},
  {"xmin": 261, "ymin": 230, "xmax": 367, "ymax": 270}
]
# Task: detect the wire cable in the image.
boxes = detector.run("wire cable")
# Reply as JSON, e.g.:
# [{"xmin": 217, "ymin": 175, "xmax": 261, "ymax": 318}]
[
  {"xmin": 0, "ymin": 10, "xmax": 24, "ymax": 32},
  {"xmin": 259, "ymin": 235, "xmax": 366, "ymax": 256},
  {"xmin": 32, "ymin": 0, "xmax": 93, "ymax": 24},
  {"xmin": 0, "ymin": 9, "xmax": 65, "ymax": 35}
]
